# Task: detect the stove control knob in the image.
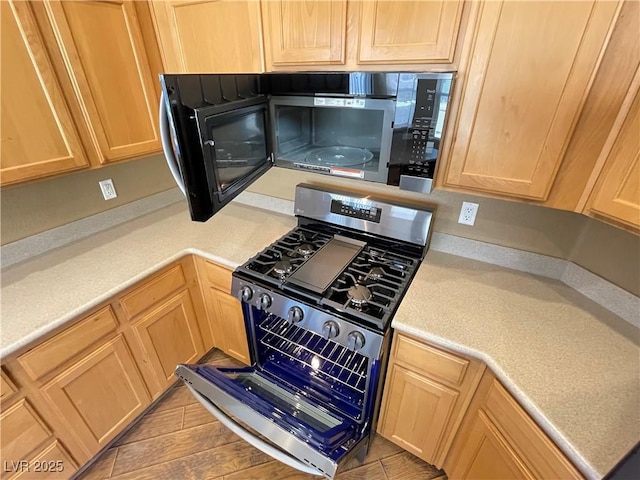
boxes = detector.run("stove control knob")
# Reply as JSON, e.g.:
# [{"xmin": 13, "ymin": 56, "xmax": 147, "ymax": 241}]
[
  {"xmin": 257, "ymin": 293, "xmax": 272, "ymax": 311},
  {"xmin": 347, "ymin": 331, "xmax": 366, "ymax": 351},
  {"xmin": 322, "ymin": 320, "xmax": 340, "ymax": 340},
  {"xmin": 287, "ymin": 306, "xmax": 304, "ymax": 325},
  {"xmin": 238, "ymin": 286, "xmax": 253, "ymax": 302}
]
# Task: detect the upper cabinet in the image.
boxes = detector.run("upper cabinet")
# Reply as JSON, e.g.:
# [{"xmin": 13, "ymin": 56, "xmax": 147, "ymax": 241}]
[
  {"xmin": 357, "ymin": 0, "xmax": 463, "ymax": 65},
  {"xmin": 262, "ymin": 0, "xmax": 347, "ymax": 67},
  {"xmin": 1, "ymin": 1, "xmax": 89, "ymax": 186},
  {"xmin": 262, "ymin": 0, "xmax": 465, "ymax": 71},
  {"xmin": 150, "ymin": 0, "xmax": 264, "ymax": 73},
  {"xmin": 34, "ymin": 0, "xmax": 162, "ymax": 164},
  {"xmin": 585, "ymin": 72, "xmax": 640, "ymax": 232},
  {"xmin": 442, "ymin": 1, "xmax": 620, "ymax": 201}
]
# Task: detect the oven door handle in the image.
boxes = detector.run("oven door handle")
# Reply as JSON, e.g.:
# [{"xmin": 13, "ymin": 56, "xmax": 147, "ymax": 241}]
[
  {"xmin": 159, "ymin": 91, "xmax": 186, "ymax": 196},
  {"xmin": 186, "ymin": 385, "xmax": 321, "ymax": 476}
]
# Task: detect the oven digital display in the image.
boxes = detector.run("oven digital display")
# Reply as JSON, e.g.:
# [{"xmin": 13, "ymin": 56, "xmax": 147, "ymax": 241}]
[{"xmin": 330, "ymin": 199, "xmax": 382, "ymax": 223}]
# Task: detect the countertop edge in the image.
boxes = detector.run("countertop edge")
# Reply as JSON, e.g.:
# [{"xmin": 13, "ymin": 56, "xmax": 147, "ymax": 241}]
[
  {"xmin": 0, "ymin": 248, "xmax": 241, "ymax": 360},
  {"xmin": 391, "ymin": 321, "xmax": 602, "ymax": 480}
]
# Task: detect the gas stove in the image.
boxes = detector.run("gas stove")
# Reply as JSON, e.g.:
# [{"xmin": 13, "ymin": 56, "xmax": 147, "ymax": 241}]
[{"xmin": 232, "ymin": 184, "xmax": 432, "ymax": 333}]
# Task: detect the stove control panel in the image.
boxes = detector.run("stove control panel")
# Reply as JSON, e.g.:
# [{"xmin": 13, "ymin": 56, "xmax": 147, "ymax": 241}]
[
  {"xmin": 330, "ymin": 199, "xmax": 382, "ymax": 223},
  {"xmin": 232, "ymin": 276, "xmax": 384, "ymax": 360}
]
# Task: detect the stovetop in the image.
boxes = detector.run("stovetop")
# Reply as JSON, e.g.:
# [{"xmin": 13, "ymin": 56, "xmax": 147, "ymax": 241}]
[
  {"xmin": 234, "ymin": 223, "xmax": 421, "ymax": 331},
  {"xmin": 233, "ymin": 183, "xmax": 433, "ymax": 332}
]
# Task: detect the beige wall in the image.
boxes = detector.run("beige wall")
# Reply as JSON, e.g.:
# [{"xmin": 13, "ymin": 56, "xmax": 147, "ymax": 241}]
[
  {"xmin": 249, "ymin": 168, "xmax": 639, "ymax": 295},
  {"xmin": 248, "ymin": 168, "xmax": 584, "ymax": 258},
  {"xmin": 2, "ymin": 162, "xmax": 638, "ymax": 296},
  {"xmin": 1, "ymin": 154, "xmax": 175, "ymax": 245}
]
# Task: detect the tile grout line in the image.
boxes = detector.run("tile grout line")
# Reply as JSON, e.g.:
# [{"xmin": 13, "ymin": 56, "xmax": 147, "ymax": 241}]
[
  {"xmin": 107, "ymin": 447, "xmax": 118, "ymax": 478},
  {"xmin": 378, "ymin": 459, "xmax": 390, "ymax": 480}
]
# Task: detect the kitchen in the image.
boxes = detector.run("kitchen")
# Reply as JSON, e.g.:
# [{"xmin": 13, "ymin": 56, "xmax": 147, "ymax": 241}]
[{"xmin": 2, "ymin": 2, "xmax": 638, "ymax": 476}]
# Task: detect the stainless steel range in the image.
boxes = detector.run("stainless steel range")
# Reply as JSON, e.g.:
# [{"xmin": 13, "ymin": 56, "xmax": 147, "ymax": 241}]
[{"xmin": 176, "ymin": 184, "xmax": 433, "ymax": 479}]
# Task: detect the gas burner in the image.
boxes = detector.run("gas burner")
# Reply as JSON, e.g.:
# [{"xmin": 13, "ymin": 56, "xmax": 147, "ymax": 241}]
[
  {"xmin": 293, "ymin": 243, "xmax": 315, "ymax": 258},
  {"xmin": 348, "ymin": 284, "xmax": 372, "ymax": 307},
  {"xmin": 366, "ymin": 267, "xmax": 384, "ymax": 281},
  {"xmin": 273, "ymin": 259, "xmax": 293, "ymax": 278}
]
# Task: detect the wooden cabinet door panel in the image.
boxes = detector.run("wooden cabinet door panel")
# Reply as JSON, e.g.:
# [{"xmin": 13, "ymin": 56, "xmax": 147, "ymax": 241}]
[
  {"xmin": 379, "ymin": 365, "xmax": 458, "ymax": 464},
  {"xmin": 358, "ymin": 0, "xmax": 463, "ymax": 64},
  {"xmin": 208, "ymin": 289, "xmax": 250, "ymax": 365},
  {"xmin": 41, "ymin": 0, "xmax": 161, "ymax": 163},
  {"xmin": 151, "ymin": 0, "xmax": 263, "ymax": 73},
  {"xmin": 1, "ymin": 1, "xmax": 88, "ymax": 186},
  {"xmin": 263, "ymin": 0, "xmax": 346, "ymax": 66},
  {"xmin": 447, "ymin": 409, "xmax": 533, "ymax": 480},
  {"xmin": 41, "ymin": 335, "xmax": 150, "ymax": 456},
  {"xmin": 444, "ymin": 1, "xmax": 619, "ymax": 200},
  {"xmin": 588, "ymin": 79, "xmax": 640, "ymax": 230},
  {"xmin": 131, "ymin": 289, "xmax": 205, "ymax": 394},
  {"xmin": 12, "ymin": 440, "xmax": 77, "ymax": 480},
  {"xmin": 0, "ymin": 399, "xmax": 51, "ymax": 471}
]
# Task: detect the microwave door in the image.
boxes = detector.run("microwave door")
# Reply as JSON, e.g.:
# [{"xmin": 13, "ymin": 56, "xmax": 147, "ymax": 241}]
[
  {"xmin": 160, "ymin": 74, "xmax": 272, "ymax": 223},
  {"xmin": 199, "ymin": 101, "xmax": 273, "ymax": 208},
  {"xmin": 176, "ymin": 364, "xmax": 365, "ymax": 480}
]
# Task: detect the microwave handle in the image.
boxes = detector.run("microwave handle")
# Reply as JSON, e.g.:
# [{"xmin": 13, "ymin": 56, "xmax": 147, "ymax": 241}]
[
  {"xmin": 159, "ymin": 91, "xmax": 186, "ymax": 196},
  {"xmin": 186, "ymin": 385, "xmax": 321, "ymax": 476}
]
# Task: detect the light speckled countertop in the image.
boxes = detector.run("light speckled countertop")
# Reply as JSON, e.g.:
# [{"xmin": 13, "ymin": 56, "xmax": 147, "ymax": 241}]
[
  {"xmin": 1, "ymin": 201, "xmax": 638, "ymax": 479},
  {"xmin": 393, "ymin": 252, "xmax": 639, "ymax": 479}
]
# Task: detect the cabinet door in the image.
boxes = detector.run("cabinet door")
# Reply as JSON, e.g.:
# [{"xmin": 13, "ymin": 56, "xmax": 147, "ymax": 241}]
[
  {"xmin": 357, "ymin": 0, "xmax": 463, "ymax": 64},
  {"xmin": 208, "ymin": 288, "xmax": 251, "ymax": 365},
  {"xmin": 1, "ymin": 1, "xmax": 88, "ymax": 186},
  {"xmin": 40, "ymin": 335, "xmax": 150, "ymax": 457},
  {"xmin": 587, "ymin": 78, "xmax": 640, "ymax": 230},
  {"xmin": 447, "ymin": 409, "xmax": 533, "ymax": 480},
  {"xmin": 39, "ymin": 1, "xmax": 161, "ymax": 164},
  {"xmin": 262, "ymin": 0, "xmax": 346, "ymax": 67},
  {"xmin": 379, "ymin": 365, "xmax": 458, "ymax": 464},
  {"xmin": 444, "ymin": 1, "xmax": 619, "ymax": 200},
  {"xmin": 130, "ymin": 289, "xmax": 206, "ymax": 395},
  {"xmin": 150, "ymin": 0, "xmax": 263, "ymax": 73}
]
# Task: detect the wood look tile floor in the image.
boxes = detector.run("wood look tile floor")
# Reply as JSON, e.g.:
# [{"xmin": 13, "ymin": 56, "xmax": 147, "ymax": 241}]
[{"xmin": 78, "ymin": 350, "xmax": 447, "ymax": 480}]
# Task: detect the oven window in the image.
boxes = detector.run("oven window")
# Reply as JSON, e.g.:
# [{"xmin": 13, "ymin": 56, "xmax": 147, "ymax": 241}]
[
  {"xmin": 209, "ymin": 110, "xmax": 268, "ymax": 192},
  {"xmin": 231, "ymin": 371, "xmax": 341, "ymax": 433}
]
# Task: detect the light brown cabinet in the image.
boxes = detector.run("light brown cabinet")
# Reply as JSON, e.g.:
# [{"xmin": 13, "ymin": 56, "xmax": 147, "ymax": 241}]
[
  {"xmin": 378, "ymin": 333, "xmax": 485, "ymax": 467},
  {"xmin": 197, "ymin": 258, "xmax": 251, "ymax": 365},
  {"xmin": 585, "ymin": 72, "xmax": 640, "ymax": 232},
  {"xmin": 263, "ymin": 0, "xmax": 464, "ymax": 71},
  {"xmin": 39, "ymin": 335, "xmax": 150, "ymax": 457},
  {"xmin": 33, "ymin": 0, "xmax": 162, "ymax": 164},
  {"xmin": 150, "ymin": 0, "xmax": 264, "ymax": 73},
  {"xmin": 1, "ymin": 0, "xmax": 89, "ymax": 186},
  {"xmin": 441, "ymin": 0, "xmax": 620, "ymax": 201},
  {"xmin": 119, "ymin": 258, "xmax": 208, "ymax": 397},
  {"xmin": 0, "ymin": 371, "xmax": 79, "ymax": 479},
  {"xmin": 357, "ymin": 0, "xmax": 463, "ymax": 65},
  {"xmin": 262, "ymin": 0, "xmax": 347, "ymax": 67},
  {"xmin": 445, "ymin": 370, "xmax": 582, "ymax": 480}
]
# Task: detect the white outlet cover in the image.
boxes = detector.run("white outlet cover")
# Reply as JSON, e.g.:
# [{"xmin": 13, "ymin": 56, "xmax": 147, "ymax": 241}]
[
  {"xmin": 99, "ymin": 179, "xmax": 117, "ymax": 200},
  {"xmin": 458, "ymin": 201, "xmax": 479, "ymax": 226}
]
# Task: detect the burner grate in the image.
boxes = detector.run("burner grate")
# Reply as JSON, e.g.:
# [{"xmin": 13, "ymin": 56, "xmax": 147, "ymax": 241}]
[{"xmin": 258, "ymin": 315, "xmax": 368, "ymax": 394}]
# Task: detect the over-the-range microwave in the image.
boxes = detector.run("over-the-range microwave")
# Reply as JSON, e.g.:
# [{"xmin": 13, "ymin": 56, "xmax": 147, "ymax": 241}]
[{"xmin": 159, "ymin": 72, "xmax": 454, "ymax": 222}]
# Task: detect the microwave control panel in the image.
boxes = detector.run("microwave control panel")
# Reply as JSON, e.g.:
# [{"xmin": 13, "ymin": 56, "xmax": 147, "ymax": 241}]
[
  {"xmin": 330, "ymin": 199, "xmax": 382, "ymax": 223},
  {"xmin": 406, "ymin": 77, "xmax": 439, "ymax": 175}
]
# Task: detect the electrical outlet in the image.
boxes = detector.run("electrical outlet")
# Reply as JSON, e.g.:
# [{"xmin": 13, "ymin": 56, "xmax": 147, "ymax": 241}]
[
  {"xmin": 458, "ymin": 201, "xmax": 479, "ymax": 226},
  {"xmin": 99, "ymin": 179, "xmax": 117, "ymax": 200}
]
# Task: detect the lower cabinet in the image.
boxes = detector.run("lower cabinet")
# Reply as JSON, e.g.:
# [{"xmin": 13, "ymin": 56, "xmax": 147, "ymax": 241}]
[
  {"xmin": 0, "ymin": 255, "xmax": 210, "ymax": 477},
  {"xmin": 378, "ymin": 333, "xmax": 485, "ymax": 467},
  {"xmin": 39, "ymin": 335, "xmax": 150, "ymax": 456},
  {"xmin": 127, "ymin": 289, "xmax": 206, "ymax": 396},
  {"xmin": 444, "ymin": 371, "xmax": 582, "ymax": 480},
  {"xmin": 197, "ymin": 258, "xmax": 251, "ymax": 365}
]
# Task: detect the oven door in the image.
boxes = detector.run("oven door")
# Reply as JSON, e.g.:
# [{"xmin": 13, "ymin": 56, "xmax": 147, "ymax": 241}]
[{"xmin": 176, "ymin": 363, "xmax": 365, "ymax": 480}]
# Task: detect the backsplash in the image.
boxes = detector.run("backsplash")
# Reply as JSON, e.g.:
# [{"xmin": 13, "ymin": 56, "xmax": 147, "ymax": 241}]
[{"xmin": 248, "ymin": 168, "xmax": 639, "ymax": 296}]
